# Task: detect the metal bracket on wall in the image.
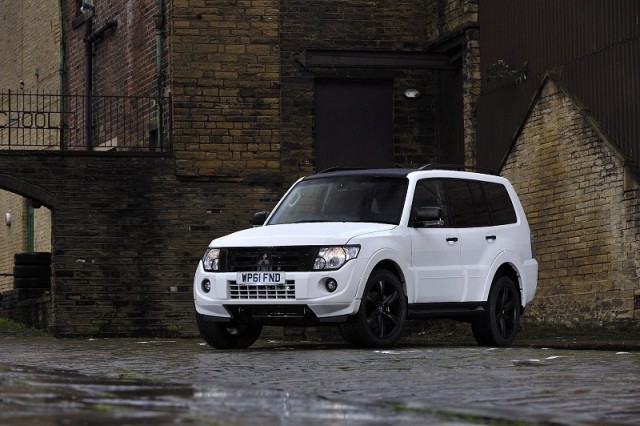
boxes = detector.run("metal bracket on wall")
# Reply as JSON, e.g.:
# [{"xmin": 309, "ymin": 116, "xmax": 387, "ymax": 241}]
[{"xmin": 293, "ymin": 49, "xmax": 456, "ymax": 70}]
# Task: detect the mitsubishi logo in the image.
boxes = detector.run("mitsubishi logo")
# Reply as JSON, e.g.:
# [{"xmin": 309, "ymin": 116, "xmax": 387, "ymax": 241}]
[{"xmin": 257, "ymin": 252, "xmax": 272, "ymax": 271}]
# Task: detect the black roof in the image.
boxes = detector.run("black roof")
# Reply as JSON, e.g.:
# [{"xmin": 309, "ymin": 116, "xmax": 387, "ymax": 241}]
[
  {"xmin": 303, "ymin": 164, "xmax": 495, "ymax": 181},
  {"xmin": 303, "ymin": 168, "xmax": 414, "ymax": 180}
]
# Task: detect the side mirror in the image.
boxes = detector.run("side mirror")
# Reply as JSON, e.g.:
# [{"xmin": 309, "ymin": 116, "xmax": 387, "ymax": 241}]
[
  {"xmin": 251, "ymin": 211, "xmax": 270, "ymax": 226},
  {"xmin": 413, "ymin": 207, "xmax": 444, "ymax": 227}
]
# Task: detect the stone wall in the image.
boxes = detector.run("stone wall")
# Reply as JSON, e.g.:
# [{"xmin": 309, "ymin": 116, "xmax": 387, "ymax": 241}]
[{"xmin": 502, "ymin": 78, "xmax": 640, "ymax": 329}]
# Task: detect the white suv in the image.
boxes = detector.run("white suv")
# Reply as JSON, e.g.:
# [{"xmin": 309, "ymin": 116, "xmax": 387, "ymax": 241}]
[{"xmin": 194, "ymin": 167, "xmax": 538, "ymax": 348}]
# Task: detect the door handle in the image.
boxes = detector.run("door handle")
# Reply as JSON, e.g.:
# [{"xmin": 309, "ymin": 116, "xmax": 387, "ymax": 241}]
[
  {"xmin": 446, "ymin": 237, "xmax": 458, "ymax": 244},
  {"xmin": 486, "ymin": 235, "xmax": 497, "ymax": 242}
]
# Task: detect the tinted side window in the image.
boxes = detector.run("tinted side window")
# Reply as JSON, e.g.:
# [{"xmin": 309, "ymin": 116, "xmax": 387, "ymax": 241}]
[
  {"xmin": 470, "ymin": 181, "xmax": 492, "ymax": 226},
  {"xmin": 484, "ymin": 182, "xmax": 517, "ymax": 225},
  {"xmin": 412, "ymin": 179, "xmax": 450, "ymax": 226},
  {"xmin": 415, "ymin": 178, "xmax": 517, "ymax": 228},
  {"xmin": 444, "ymin": 179, "xmax": 478, "ymax": 227}
]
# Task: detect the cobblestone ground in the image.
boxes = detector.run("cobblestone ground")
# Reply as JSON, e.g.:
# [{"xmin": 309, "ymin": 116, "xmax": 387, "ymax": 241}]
[{"xmin": 0, "ymin": 336, "xmax": 638, "ymax": 425}]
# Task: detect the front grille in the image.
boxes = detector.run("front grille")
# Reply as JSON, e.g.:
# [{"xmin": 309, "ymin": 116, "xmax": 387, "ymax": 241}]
[
  {"xmin": 229, "ymin": 281, "xmax": 296, "ymax": 300},
  {"xmin": 225, "ymin": 305, "xmax": 320, "ymax": 326},
  {"xmin": 223, "ymin": 247, "xmax": 318, "ymax": 272}
]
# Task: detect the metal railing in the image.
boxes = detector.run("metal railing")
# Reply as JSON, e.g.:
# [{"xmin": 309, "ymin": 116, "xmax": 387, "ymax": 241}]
[{"xmin": 0, "ymin": 91, "xmax": 172, "ymax": 152}]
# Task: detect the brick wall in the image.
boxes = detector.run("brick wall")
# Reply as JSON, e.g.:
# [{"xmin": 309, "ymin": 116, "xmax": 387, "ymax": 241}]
[
  {"xmin": 0, "ymin": 0, "xmax": 57, "ymax": 294},
  {"xmin": 426, "ymin": 0, "xmax": 478, "ymax": 41},
  {"xmin": 502, "ymin": 78, "xmax": 640, "ymax": 329},
  {"xmin": 462, "ymin": 27, "xmax": 480, "ymax": 168},
  {"xmin": 170, "ymin": 1, "xmax": 441, "ymax": 183},
  {"xmin": 0, "ymin": 193, "xmax": 24, "ymax": 292},
  {"xmin": 63, "ymin": 0, "xmax": 160, "ymax": 98},
  {"xmin": 0, "ymin": 0, "xmax": 61, "ymax": 92},
  {"xmin": 0, "ymin": 289, "xmax": 52, "ymax": 329},
  {"xmin": 0, "ymin": 196, "xmax": 50, "ymax": 292},
  {"xmin": 0, "ymin": 151, "xmax": 286, "ymax": 336},
  {"xmin": 170, "ymin": 0, "xmax": 281, "ymax": 178},
  {"xmin": 425, "ymin": 0, "xmax": 479, "ymax": 167},
  {"xmin": 279, "ymin": 0, "xmax": 439, "ymax": 178}
]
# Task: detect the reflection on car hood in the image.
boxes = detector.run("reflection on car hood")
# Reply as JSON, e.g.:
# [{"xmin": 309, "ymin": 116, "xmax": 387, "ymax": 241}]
[{"xmin": 209, "ymin": 222, "xmax": 397, "ymax": 247}]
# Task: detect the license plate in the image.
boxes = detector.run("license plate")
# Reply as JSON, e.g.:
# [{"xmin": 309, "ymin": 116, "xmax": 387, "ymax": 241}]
[{"xmin": 236, "ymin": 272, "xmax": 285, "ymax": 285}]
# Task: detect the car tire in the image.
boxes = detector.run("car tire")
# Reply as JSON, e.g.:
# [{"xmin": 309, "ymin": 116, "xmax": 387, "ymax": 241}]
[
  {"xmin": 472, "ymin": 275, "xmax": 521, "ymax": 347},
  {"xmin": 340, "ymin": 269, "xmax": 407, "ymax": 348},
  {"xmin": 14, "ymin": 252, "xmax": 51, "ymax": 266},
  {"xmin": 13, "ymin": 265, "xmax": 51, "ymax": 279},
  {"xmin": 338, "ymin": 323, "xmax": 364, "ymax": 346},
  {"xmin": 196, "ymin": 313, "xmax": 262, "ymax": 349},
  {"xmin": 13, "ymin": 277, "xmax": 51, "ymax": 289}
]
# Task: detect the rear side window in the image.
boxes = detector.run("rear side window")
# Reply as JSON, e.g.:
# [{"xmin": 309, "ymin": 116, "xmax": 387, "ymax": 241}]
[
  {"xmin": 444, "ymin": 179, "xmax": 517, "ymax": 227},
  {"xmin": 445, "ymin": 179, "xmax": 480, "ymax": 227},
  {"xmin": 484, "ymin": 182, "xmax": 517, "ymax": 225},
  {"xmin": 413, "ymin": 178, "xmax": 517, "ymax": 228}
]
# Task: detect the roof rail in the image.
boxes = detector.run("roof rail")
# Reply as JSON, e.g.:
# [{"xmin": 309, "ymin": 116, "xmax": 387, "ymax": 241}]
[
  {"xmin": 317, "ymin": 167, "xmax": 363, "ymax": 174},
  {"xmin": 418, "ymin": 163, "xmax": 497, "ymax": 174}
]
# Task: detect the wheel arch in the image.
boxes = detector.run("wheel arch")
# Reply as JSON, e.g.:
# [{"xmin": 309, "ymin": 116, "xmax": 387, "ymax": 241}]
[
  {"xmin": 356, "ymin": 248, "xmax": 411, "ymax": 302},
  {"xmin": 493, "ymin": 263, "xmax": 523, "ymax": 308},
  {"xmin": 371, "ymin": 259, "xmax": 407, "ymax": 296}
]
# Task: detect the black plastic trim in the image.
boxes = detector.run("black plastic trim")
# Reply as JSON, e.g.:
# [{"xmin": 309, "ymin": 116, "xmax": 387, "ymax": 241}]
[{"xmin": 408, "ymin": 302, "xmax": 487, "ymax": 319}]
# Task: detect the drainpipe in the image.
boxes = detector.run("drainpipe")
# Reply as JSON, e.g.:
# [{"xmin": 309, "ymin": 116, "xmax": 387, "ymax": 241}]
[
  {"xmin": 153, "ymin": 0, "xmax": 165, "ymax": 152},
  {"xmin": 82, "ymin": 2, "xmax": 117, "ymax": 150},
  {"xmin": 84, "ymin": 15, "xmax": 94, "ymax": 150},
  {"xmin": 58, "ymin": 0, "xmax": 66, "ymax": 149}
]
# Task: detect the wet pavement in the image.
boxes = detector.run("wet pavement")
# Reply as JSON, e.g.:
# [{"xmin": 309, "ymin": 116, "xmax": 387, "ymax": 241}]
[{"xmin": 1, "ymin": 333, "xmax": 639, "ymax": 425}]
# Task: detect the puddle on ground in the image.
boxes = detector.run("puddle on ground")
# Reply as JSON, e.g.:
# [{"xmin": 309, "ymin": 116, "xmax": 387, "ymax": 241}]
[
  {"xmin": 0, "ymin": 363, "xmax": 193, "ymax": 425},
  {"xmin": 0, "ymin": 363, "xmax": 466, "ymax": 425}
]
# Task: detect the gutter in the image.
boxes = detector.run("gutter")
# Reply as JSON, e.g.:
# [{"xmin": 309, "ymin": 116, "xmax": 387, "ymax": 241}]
[
  {"xmin": 58, "ymin": 0, "xmax": 65, "ymax": 149},
  {"xmin": 154, "ymin": 0, "xmax": 165, "ymax": 151}
]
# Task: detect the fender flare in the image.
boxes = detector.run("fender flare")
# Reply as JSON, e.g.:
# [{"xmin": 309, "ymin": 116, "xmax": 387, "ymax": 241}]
[
  {"xmin": 353, "ymin": 247, "xmax": 412, "ymax": 303},
  {"xmin": 481, "ymin": 251, "xmax": 527, "ymax": 307}
]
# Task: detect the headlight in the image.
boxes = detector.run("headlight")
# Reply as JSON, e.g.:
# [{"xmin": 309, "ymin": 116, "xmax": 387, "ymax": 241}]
[
  {"xmin": 313, "ymin": 246, "xmax": 360, "ymax": 270},
  {"xmin": 202, "ymin": 248, "xmax": 221, "ymax": 272}
]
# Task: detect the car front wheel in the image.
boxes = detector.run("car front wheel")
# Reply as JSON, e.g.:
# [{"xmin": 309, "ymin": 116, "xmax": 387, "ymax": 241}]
[
  {"xmin": 472, "ymin": 275, "xmax": 521, "ymax": 347},
  {"xmin": 196, "ymin": 313, "xmax": 262, "ymax": 349},
  {"xmin": 340, "ymin": 269, "xmax": 407, "ymax": 348}
]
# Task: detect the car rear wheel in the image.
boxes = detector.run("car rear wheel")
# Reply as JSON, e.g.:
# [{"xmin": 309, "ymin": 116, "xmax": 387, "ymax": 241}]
[
  {"xmin": 196, "ymin": 313, "xmax": 262, "ymax": 349},
  {"xmin": 340, "ymin": 269, "xmax": 407, "ymax": 348},
  {"xmin": 472, "ymin": 275, "xmax": 520, "ymax": 347}
]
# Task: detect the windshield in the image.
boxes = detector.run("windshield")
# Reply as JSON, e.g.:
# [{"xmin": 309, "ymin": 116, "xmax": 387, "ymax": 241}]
[{"xmin": 267, "ymin": 176, "xmax": 408, "ymax": 225}]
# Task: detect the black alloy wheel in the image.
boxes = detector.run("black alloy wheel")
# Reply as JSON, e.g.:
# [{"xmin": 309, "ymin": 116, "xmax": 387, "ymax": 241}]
[
  {"xmin": 340, "ymin": 269, "xmax": 407, "ymax": 348},
  {"xmin": 472, "ymin": 275, "xmax": 520, "ymax": 347},
  {"xmin": 196, "ymin": 313, "xmax": 262, "ymax": 349}
]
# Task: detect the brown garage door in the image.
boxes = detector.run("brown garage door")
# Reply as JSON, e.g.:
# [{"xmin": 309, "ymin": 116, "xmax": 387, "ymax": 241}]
[{"xmin": 314, "ymin": 79, "xmax": 393, "ymax": 171}]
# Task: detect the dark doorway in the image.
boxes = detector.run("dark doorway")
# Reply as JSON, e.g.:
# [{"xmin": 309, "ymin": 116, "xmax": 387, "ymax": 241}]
[
  {"xmin": 314, "ymin": 79, "xmax": 393, "ymax": 171},
  {"xmin": 438, "ymin": 70, "xmax": 464, "ymax": 164}
]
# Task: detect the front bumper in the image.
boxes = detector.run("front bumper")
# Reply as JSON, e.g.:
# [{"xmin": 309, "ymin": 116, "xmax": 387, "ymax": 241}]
[{"xmin": 193, "ymin": 258, "xmax": 367, "ymax": 322}]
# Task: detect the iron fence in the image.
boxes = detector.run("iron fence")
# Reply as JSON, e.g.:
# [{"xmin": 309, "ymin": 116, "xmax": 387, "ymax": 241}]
[{"xmin": 0, "ymin": 91, "xmax": 172, "ymax": 152}]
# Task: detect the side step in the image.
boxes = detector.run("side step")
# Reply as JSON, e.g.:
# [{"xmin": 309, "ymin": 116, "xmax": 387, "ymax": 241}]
[{"xmin": 408, "ymin": 302, "xmax": 487, "ymax": 320}]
